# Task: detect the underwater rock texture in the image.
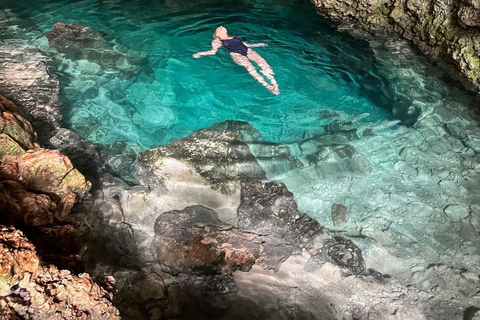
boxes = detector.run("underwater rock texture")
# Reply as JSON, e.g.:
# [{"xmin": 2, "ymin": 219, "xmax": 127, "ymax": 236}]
[
  {"xmin": 310, "ymin": 0, "xmax": 480, "ymax": 88},
  {"xmin": 46, "ymin": 22, "xmax": 149, "ymax": 78},
  {"xmin": 0, "ymin": 45, "xmax": 61, "ymax": 126},
  {"xmin": 79, "ymin": 128, "xmax": 447, "ymax": 319},
  {"xmin": 0, "ymin": 225, "xmax": 120, "ymax": 319}
]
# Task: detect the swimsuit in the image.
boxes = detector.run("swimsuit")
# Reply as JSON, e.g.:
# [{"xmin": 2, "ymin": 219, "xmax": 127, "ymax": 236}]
[{"xmin": 221, "ymin": 37, "xmax": 249, "ymax": 56}]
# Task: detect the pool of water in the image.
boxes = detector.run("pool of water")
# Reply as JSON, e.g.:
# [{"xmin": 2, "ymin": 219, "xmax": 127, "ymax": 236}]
[
  {"xmin": 1, "ymin": 0, "xmax": 406, "ymax": 149},
  {"xmin": 3, "ymin": 0, "xmax": 480, "ymax": 285}
]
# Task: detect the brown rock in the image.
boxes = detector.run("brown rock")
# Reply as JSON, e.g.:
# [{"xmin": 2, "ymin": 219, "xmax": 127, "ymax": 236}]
[
  {"xmin": 0, "ymin": 95, "xmax": 37, "ymax": 155},
  {"xmin": 0, "ymin": 133, "xmax": 25, "ymax": 161},
  {"xmin": 0, "ymin": 180, "xmax": 57, "ymax": 226},
  {"xmin": 0, "ymin": 149, "xmax": 91, "ymax": 225},
  {"xmin": 28, "ymin": 224, "xmax": 84, "ymax": 272},
  {"xmin": 154, "ymin": 206, "xmax": 260, "ymax": 275},
  {"xmin": 0, "ymin": 102, "xmax": 90, "ymax": 225},
  {"xmin": 0, "ymin": 225, "xmax": 120, "ymax": 319},
  {"xmin": 0, "ymin": 94, "xmax": 22, "ymax": 114}
]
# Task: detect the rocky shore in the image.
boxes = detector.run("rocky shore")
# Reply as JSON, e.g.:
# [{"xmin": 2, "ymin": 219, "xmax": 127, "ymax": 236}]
[
  {"xmin": 310, "ymin": 0, "xmax": 480, "ymax": 89},
  {"xmin": 1, "ymin": 15, "xmax": 480, "ymax": 320}
]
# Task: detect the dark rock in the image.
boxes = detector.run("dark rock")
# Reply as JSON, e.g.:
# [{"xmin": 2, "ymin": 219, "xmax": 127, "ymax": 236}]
[
  {"xmin": 310, "ymin": 0, "xmax": 480, "ymax": 88},
  {"xmin": 239, "ymin": 181, "xmax": 365, "ymax": 274},
  {"xmin": 323, "ymin": 237, "xmax": 365, "ymax": 274},
  {"xmin": 212, "ymin": 120, "xmax": 261, "ymax": 142},
  {"xmin": 46, "ymin": 22, "xmax": 150, "ymax": 78},
  {"xmin": 0, "ymin": 225, "xmax": 120, "ymax": 319},
  {"xmin": 154, "ymin": 206, "xmax": 262, "ymax": 275}
]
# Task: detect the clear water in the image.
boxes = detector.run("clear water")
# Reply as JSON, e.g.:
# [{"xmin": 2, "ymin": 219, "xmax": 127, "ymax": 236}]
[
  {"xmin": 3, "ymin": 0, "xmax": 480, "ymax": 284},
  {"xmin": 0, "ymin": 0, "xmax": 402, "ymax": 149}
]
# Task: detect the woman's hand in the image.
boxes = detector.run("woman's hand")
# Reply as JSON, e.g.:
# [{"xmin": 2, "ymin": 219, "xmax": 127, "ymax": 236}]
[
  {"xmin": 193, "ymin": 53, "xmax": 201, "ymax": 58},
  {"xmin": 257, "ymin": 43, "xmax": 267, "ymax": 47}
]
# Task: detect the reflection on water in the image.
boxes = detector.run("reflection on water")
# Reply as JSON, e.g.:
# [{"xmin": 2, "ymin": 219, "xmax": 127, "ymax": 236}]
[
  {"xmin": 1, "ymin": 0, "xmax": 413, "ymax": 149},
  {"xmin": 2, "ymin": 0, "xmax": 480, "ymax": 290}
]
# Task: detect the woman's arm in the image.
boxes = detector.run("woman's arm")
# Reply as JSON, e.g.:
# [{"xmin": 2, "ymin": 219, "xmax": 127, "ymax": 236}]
[
  {"xmin": 193, "ymin": 39, "xmax": 222, "ymax": 58},
  {"xmin": 244, "ymin": 42, "xmax": 268, "ymax": 48}
]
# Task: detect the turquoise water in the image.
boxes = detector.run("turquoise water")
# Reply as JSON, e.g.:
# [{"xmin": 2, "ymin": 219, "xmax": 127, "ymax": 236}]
[
  {"xmin": 4, "ymin": 0, "xmax": 480, "ymax": 283},
  {"xmin": 1, "ymin": 0, "xmax": 401, "ymax": 148}
]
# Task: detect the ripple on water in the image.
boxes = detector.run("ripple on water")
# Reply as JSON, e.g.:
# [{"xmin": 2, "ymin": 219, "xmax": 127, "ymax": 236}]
[{"xmin": 3, "ymin": 0, "xmax": 480, "ymax": 289}]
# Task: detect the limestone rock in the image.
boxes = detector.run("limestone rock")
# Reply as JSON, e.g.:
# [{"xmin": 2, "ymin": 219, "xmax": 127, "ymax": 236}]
[
  {"xmin": 0, "ymin": 180, "xmax": 58, "ymax": 226},
  {"xmin": 0, "ymin": 149, "xmax": 90, "ymax": 199},
  {"xmin": 154, "ymin": 205, "xmax": 263, "ymax": 274},
  {"xmin": 0, "ymin": 94, "xmax": 38, "ymax": 159},
  {"xmin": 0, "ymin": 225, "xmax": 120, "ymax": 319}
]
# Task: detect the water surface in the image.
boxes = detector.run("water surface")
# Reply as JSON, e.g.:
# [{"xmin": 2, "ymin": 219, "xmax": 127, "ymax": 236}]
[{"xmin": 2, "ymin": 0, "xmax": 480, "ymax": 283}]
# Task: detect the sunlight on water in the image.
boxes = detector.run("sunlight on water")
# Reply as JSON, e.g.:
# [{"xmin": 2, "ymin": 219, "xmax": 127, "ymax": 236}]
[
  {"xmin": 1, "ymin": 0, "xmax": 398, "ymax": 148},
  {"xmin": 3, "ymin": 0, "xmax": 480, "ymax": 281}
]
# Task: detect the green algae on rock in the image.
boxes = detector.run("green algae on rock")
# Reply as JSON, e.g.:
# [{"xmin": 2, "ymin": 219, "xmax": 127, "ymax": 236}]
[
  {"xmin": 0, "ymin": 96, "xmax": 91, "ymax": 226},
  {"xmin": 310, "ymin": 0, "xmax": 480, "ymax": 88}
]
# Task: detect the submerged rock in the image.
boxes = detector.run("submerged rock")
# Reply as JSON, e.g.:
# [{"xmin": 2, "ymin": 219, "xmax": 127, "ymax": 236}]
[
  {"xmin": 310, "ymin": 0, "xmax": 480, "ymax": 88},
  {"xmin": 46, "ymin": 22, "xmax": 149, "ymax": 78},
  {"xmin": 0, "ymin": 45, "xmax": 61, "ymax": 127},
  {"xmin": 0, "ymin": 225, "xmax": 120, "ymax": 319},
  {"xmin": 138, "ymin": 129, "xmax": 266, "ymax": 192}
]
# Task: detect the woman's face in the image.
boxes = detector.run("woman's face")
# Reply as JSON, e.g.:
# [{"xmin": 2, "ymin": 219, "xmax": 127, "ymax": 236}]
[{"xmin": 215, "ymin": 26, "xmax": 228, "ymax": 38}]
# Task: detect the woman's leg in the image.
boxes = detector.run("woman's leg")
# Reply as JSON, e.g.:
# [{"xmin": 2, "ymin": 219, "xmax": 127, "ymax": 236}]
[
  {"xmin": 247, "ymin": 49, "xmax": 279, "ymax": 92},
  {"xmin": 230, "ymin": 53, "xmax": 277, "ymax": 94}
]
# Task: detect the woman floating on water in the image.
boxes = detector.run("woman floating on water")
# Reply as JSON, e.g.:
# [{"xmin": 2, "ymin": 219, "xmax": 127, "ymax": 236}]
[{"xmin": 193, "ymin": 26, "xmax": 279, "ymax": 95}]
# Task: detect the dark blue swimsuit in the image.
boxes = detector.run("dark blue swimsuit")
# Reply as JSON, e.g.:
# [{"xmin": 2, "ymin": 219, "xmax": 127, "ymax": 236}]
[{"xmin": 221, "ymin": 37, "xmax": 248, "ymax": 56}]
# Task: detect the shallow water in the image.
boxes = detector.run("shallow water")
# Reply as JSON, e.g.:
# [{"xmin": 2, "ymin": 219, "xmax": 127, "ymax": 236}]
[
  {"xmin": 2, "ymin": 0, "xmax": 480, "ymax": 282},
  {"xmin": 1, "ymin": 0, "xmax": 404, "ymax": 149}
]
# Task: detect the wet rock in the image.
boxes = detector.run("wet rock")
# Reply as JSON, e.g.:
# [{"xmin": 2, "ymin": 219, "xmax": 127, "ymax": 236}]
[
  {"xmin": 331, "ymin": 203, "xmax": 348, "ymax": 226},
  {"xmin": 138, "ymin": 129, "xmax": 266, "ymax": 192},
  {"xmin": 0, "ymin": 180, "xmax": 58, "ymax": 226},
  {"xmin": 154, "ymin": 205, "xmax": 264, "ymax": 274},
  {"xmin": 49, "ymin": 127, "xmax": 104, "ymax": 182},
  {"xmin": 239, "ymin": 181, "xmax": 365, "ymax": 274},
  {"xmin": 310, "ymin": 0, "xmax": 480, "ymax": 88},
  {"xmin": 46, "ymin": 22, "xmax": 149, "ymax": 77},
  {"xmin": 0, "ymin": 98, "xmax": 91, "ymax": 226},
  {"xmin": 0, "ymin": 225, "xmax": 120, "ymax": 319},
  {"xmin": 211, "ymin": 120, "xmax": 261, "ymax": 142},
  {"xmin": 0, "ymin": 94, "xmax": 38, "ymax": 153},
  {"xmin": 0, "ymin": 44, "xmax": 61, "ymax": 126}
]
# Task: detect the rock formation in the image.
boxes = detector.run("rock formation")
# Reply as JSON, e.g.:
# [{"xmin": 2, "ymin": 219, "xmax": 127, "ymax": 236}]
[
  {"xmin": 46, "ymin": 22, "xmax": 149, "ymax": 78},
  {"xmin": 0, "ymin": 225, "xmax": 120, "ymax": 319},
  {"xmin": 0, "ymin": 45, "xmax": 61, "ymax": 127},
  {"xmin": 78, "ymin": 128, "xmax": 444, "ymax": 319},
  {"xmin": 310, "ymin": 0, "xmax": 480, "ymax": 88},
  {"xmin": 0, "ymin": 95, "xmax": 91, "ymax": 228},
  {"xmin": 0, "ymin": 95, "xmax": 119, "ymax": 316}
]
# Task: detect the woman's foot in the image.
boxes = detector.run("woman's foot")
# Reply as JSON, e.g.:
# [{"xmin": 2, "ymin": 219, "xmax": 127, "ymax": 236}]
[{"xmin": 267, "ymin": 84, "xmax": 280, "ymax": 95}]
